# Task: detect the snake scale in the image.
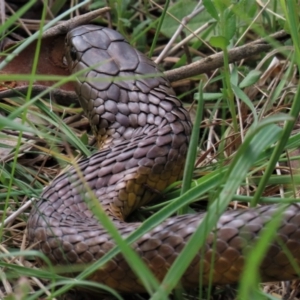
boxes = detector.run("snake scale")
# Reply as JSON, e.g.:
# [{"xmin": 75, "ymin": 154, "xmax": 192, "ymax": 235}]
[{"xmin": 27, "ymin": 25, "xmax": 300, "ymax": 293}]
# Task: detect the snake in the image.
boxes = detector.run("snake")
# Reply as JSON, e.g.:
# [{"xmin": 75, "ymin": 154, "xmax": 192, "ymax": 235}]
[{"xmin": 27, "ymin": 24, "xmax": 300, "ymax": 293}]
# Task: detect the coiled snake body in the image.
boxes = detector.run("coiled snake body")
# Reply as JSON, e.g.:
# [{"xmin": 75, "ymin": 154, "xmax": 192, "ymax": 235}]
[{"xmin": 27, "ymin": 25, "xmax": 300, "ymax": 293}]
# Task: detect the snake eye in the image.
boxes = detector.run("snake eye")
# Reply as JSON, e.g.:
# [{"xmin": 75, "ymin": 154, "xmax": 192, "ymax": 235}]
[{"xmin": 70, "ymin": 47, "xmax": 77, "ymax": 61}]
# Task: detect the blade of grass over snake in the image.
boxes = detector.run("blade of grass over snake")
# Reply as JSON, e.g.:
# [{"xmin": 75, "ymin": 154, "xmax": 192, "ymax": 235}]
[
  {"xmin": 4, "ymin": 72, "xmax": 165, "ymax": 124},
  {"xmin": 178, "ymin": 81, "xmax": 204, "ymax": 214},
  {"xmin": 150, "ymin": 121, "xmax": 283, "ymax": 299},
  {"xmin": 0, "ymin": 74, "xmax": 77, "ymax": 81}
]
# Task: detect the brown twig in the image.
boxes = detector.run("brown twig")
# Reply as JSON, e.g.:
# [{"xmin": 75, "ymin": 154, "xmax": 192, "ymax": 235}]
[
  {"xmin": 165, "ymin": 43, "xmax": 272, "ymax": 82},
  {"xmin": 165, "ymin": 30, "xmax": 289, "ymax": 82},
  {"xmin": 42, "ymin": 7, "xmax": 111, "ymax": 39}
]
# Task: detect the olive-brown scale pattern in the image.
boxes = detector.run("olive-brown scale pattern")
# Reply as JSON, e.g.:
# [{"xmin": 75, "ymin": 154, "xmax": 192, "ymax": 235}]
[{"xmin": 27, "ymin": 25, "xmax": 300, "ymax": 293}]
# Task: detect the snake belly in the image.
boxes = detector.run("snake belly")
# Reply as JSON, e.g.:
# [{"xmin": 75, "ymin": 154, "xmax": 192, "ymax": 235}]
[{"xmin": 27, "ymin": 24, "xmax": 300, "ymax": 293}]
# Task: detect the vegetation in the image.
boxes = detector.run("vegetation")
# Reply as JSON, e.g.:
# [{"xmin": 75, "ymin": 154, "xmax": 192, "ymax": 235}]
[{"xmin": 0, "ymin": 0, "xmax": 300, "ymax": 299}]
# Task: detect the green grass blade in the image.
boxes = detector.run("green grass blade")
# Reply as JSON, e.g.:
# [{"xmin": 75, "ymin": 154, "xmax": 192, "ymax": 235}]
[{"xmin": 179, "ymin": 81, "xmax": 204, "ymax": 214}]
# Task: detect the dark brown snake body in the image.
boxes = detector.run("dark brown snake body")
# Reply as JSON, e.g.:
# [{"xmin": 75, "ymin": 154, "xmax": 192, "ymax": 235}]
[{"xmin": 27, "ymin": 25, "xmax": 300, "ymax": 293}]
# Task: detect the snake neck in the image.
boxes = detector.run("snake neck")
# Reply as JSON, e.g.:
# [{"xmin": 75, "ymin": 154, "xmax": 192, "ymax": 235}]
[
  {"xmin": 64, "ymin": 25, "xmax": 193, "ymax": 219},
  {"xmin": 81, "ymin": 84, "xmax": 191, "ymax": 152},
  {"xmin": 65, "ymin": 25, "xmax": 191, "ymax": 150}
]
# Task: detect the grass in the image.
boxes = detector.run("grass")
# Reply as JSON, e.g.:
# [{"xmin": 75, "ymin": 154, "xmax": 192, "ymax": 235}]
[{"xmin": 1, "ymin": 0, "xmax": 300, "ymax": 299}]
